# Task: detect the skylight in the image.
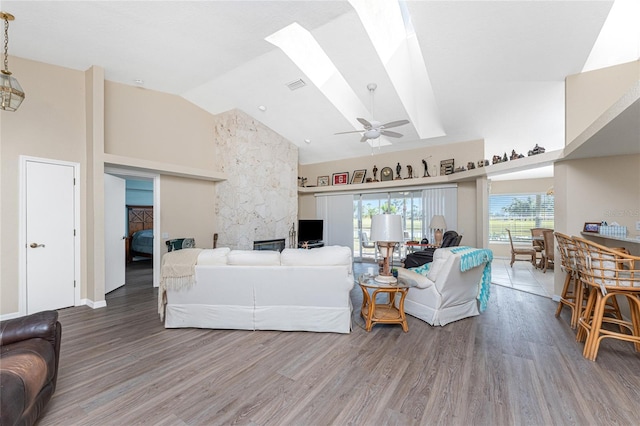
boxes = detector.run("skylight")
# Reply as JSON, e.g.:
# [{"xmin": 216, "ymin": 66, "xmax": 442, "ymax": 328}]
[
  {"xmin": 582, "ymin": 0, "xmax": 640, "ymax": 72},
  {"xmin": 348, "ymin": 0, "xmax": 445, "ymax": 139},
  {"xmin": 265, "ymin": 22, "xmax": 391, "ymax": 147}
]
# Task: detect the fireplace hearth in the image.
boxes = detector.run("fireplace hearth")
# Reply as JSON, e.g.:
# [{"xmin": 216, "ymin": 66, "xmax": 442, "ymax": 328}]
[{"xmin": 253, "ymin": 239, "xmax": 286, "ymax": 252}]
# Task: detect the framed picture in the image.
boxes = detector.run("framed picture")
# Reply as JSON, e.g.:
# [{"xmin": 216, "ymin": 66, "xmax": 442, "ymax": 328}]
[
  {"xmin": 317, "ymin": 176, "xmax": 329, "ymax": 187},
  {"xmin": 332, "ymin": 172, "xmax": 349, "ymax": 185},
  {"xmin": 351, "ymin": 169, "xmax": 366, "ymax": 184},
  {"xmin": 583, "ymin": 222, "xmax": 600, "ymax": 233},
  {"xmin": 440, "ymin": 159, "xmax": 454, "ymax": 176}
]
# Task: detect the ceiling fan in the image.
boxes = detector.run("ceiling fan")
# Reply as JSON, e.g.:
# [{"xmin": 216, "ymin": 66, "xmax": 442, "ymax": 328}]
[{"xmin": 334, "ymin": 83, "xmax": 409, "ymax": 143}]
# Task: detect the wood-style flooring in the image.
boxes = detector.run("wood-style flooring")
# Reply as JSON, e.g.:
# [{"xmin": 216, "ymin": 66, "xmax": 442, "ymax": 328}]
[{"xmin": 39, "ymin": 260, "xmax": 640, "ymax": 425}]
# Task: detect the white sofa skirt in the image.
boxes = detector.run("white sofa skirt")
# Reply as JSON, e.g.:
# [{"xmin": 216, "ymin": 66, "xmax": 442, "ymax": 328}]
[{"xmin": 165, "ymin": 265, "xmax": 353, "ymax": 333}]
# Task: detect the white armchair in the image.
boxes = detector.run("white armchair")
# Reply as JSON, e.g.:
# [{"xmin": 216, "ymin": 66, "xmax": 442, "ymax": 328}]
[{"xmin": 397, "ymin": 247, "xmax": 493, "ymax": 326}]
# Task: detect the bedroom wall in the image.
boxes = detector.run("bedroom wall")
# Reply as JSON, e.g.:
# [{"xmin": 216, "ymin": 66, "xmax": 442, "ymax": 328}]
[
  {"xmin": 213, "ymin": 109, "xmax": 298, "ymax": 249},
  {"xmin": 126, "ymin": 179, "xmax": 154, "ymax": 205},
  {"xmin": 0, "ymin": 57, "xmax": 87, "ymax": 315}
]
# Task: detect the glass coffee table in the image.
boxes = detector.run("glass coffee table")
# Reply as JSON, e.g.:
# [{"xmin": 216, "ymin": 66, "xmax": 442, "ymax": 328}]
[{"xmin": 358, "ymin": 274, "xmax": 409, "ymax": 332}]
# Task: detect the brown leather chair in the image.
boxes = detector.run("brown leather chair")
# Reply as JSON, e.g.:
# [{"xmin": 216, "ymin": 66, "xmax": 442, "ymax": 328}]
[{"xmin": 0, "ymin": 310, "xmax": 62, "ymax": 426}]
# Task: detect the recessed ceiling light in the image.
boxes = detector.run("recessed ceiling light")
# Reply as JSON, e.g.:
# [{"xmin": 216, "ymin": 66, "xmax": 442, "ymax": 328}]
[
  {"xmin": 134, "ymin": 79, "xmax": 144, "ymax": 86},
  {"xmin": 258, "ymin": 105, "xmax": 267, "ymax": 111},
  {"xmin": 304, "ymin": 139, "xmax": 311, "ymax": 144}
]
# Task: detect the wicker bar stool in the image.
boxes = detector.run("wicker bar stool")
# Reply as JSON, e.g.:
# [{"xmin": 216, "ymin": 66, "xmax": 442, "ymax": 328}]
[
  {"xmin": 573, "ymin": 237, "xmax": 640, "ymax": 361},
  {"xmin": 554, "ymin": 232, "xmax": 581, "ymax": 328}
]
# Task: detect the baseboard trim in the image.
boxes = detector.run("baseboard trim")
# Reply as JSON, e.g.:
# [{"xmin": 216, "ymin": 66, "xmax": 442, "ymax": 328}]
[
  {"xmin": 0, "ymin": 312, "xmax": 22, "ymax": 321},
  {"xmin": 551, "ymin": 295, "xmax": 561, "ymax": 302},
  {"xmin": 81, "ymin": 299, "xmax": 107, "ymax": 309}
]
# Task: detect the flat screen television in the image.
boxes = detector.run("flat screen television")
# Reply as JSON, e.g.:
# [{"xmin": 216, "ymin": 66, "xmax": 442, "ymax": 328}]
[{"xmin": 298, "ymin": 219, "xmax": 323, "ymax": 243}]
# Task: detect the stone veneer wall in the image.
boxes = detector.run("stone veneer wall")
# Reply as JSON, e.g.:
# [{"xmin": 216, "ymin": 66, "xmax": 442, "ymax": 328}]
[{"xmin": 213, "ymin": 109, "xmax": 298, "ymax": 250}]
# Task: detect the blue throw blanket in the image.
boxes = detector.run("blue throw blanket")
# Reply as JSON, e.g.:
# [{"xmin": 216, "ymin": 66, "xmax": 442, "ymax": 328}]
[{"xmin": 409, "ymin": 246, "xmax": 493, "ymax": 313}]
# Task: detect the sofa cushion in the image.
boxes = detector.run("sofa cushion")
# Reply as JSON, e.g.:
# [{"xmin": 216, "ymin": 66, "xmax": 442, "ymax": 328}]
[
  {"xmin": 197, "ymin": 247, "xmax": 230, "ymax": 265},
  {"xmin": 280, "ymin": 246, "xmax": 352, "ymax": 266},
  {"xmin": 227, "ymin": 250, "xmax": 281, "ymax": 266}
]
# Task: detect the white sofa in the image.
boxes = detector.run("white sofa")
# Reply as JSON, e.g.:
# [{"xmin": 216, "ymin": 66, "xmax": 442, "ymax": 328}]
[
  {"xmin": 162, "ymin": 246, "xmax": 354, "ymax": 333},
  {"xmin": 397, "ymin": 246, "xmax": 493, "ymax": 326}
]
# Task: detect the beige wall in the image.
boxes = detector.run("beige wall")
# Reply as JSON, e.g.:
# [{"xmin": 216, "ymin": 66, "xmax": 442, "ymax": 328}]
[
  {"xmin": 160, "ymin": 176, "xmax": 217, "ymax": 251},
  {"xmin": 105, "ymin": 81, "xmax": 218, "ymax": 171},
  {"xmin": 1, "ymin": 57, "xmax": 87, "ymax": 314},
  {"xmin": 0, "ymin": 57, "xmax": 223, "ymax": 316},
  {"xmin": 555, "ymin": 154, "xmax": 640, "ymax": 248},
  {"xmin": 566, "ymin": 60, "xmax": 640, "ymax": 144}
]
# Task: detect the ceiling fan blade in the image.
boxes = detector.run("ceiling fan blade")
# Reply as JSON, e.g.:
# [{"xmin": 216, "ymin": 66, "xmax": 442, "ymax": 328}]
[
  {"xmin": 357, "ymin": 118, "xmax": 372, "ymax": 129},
  {"xmin": 360, "ymin": 134, "xmax": 370, "ymax": 143},
  {"xmin": 380, "ymin": 119, "xmax": 409, "ymax": 129},
  {"xmin": 334, "ymin": 130, "xmax": 364, "ymax": 135},
  {"xmin": 380, "ymin": 130, "xmax": 403, "ymax": 138}
]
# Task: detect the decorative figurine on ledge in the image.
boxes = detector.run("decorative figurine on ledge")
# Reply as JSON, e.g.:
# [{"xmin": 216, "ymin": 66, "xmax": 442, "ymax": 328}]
[
  {"xmin": 502, "ymin": 152, "xmax": 508, "ymax": 162},
  {"xmin": 467, "ymin": 161, "xmax": 475, "ymax": 170},
  {"xmin": 298, "ymin": 176, "xmax": 307, "ymax": 187},
  {"xmin": 406, "ymin": 164, "xmax": 413, "ymax": 179},
  {"xmin": 422, "ymin": 158, "xmax": 431, "ymax": 177},
  {"xmin": 510, "ymin": 149, "xmax": 525, "ymax": 160},
  {"xmin": 528, "ymin": 144, "xmax": 546, "ymax": 156},
  {"xmin": 478, "ymin": 159, "xmax": 489, "ymax": 167},
  {"xmin": 395, "ymin": 162, "xmax": 402, "ymax": 180},
  {"xmin": 372, "ymin": 165, "xmax": 379, "ymax": 182},
  {"xmin": 492, "ymin": 155, "xmax": 502, "ymax": 164}
]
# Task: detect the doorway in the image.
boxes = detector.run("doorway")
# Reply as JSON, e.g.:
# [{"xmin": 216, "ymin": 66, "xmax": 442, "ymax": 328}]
[{"xmin": 104, "ymin": 168, "xmax": 160, "ymax": 292}]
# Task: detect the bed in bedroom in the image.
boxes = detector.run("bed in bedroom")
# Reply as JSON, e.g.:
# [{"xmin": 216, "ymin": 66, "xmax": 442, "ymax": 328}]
[{"xmin": 126, "ymin": 205, "xmax": 154, "ymax": 263}]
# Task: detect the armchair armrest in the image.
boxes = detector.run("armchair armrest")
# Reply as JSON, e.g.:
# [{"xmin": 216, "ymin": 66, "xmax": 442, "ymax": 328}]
[
  {"xmin": 398, "ymin": 267, "xmax": 434, "ymax": 289},
  {"xmin": 0, "ymin": 311, "xmax": 60, "ymax": 348}
]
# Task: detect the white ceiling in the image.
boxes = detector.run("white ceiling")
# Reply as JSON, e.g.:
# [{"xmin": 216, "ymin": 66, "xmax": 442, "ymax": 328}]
[{"xmin": 4, "ymin": 1, "xmax": 638, "ymax": 171}]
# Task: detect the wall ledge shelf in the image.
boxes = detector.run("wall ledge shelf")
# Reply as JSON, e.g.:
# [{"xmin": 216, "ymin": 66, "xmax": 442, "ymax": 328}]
[
  {"xmin": 104, "ymin": 153, "xmax": 226, "ymax": 182},
  {"xmin": 298, "ymin": 150, "xmax": 561, "ymax": 194}
]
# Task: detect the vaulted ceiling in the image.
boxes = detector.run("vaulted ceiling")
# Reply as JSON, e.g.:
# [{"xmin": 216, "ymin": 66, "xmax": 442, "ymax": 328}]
[{"xmin": 4, "ymin": 1, "xmax": 637, "ymax": 170}]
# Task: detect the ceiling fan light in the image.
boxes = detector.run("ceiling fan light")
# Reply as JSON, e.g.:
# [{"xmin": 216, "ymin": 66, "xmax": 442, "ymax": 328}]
[
  {"xmin": 0, "ymin": 71, "xmax": 25, "ymax": 112},
  {"xmin": 364, "ymin": 129, "xmax": 380, "ymax": 139}
]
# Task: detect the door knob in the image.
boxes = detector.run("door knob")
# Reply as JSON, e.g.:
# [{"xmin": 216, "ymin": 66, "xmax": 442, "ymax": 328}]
[{"xmin": 30, "ymin": 243, "xmax": 45, "ymax": 248}]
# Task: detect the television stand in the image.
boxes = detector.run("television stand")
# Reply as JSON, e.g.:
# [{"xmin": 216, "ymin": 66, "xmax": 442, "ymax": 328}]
[{"xmin": 298, "ymin": 241, "xmax": 324, "ymax": 249}]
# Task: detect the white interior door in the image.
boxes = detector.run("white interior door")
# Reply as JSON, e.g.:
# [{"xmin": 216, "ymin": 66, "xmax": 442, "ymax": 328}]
[
  {"xmin": 26, "ymin": 160, "xmax": 76, "ymax": 313},
  {"xmin": 104, "ymin": 174, "xmax": 126, "ymax": 294}
]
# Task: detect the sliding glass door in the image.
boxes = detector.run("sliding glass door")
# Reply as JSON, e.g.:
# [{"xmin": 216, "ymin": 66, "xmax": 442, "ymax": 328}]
[{"xmin": 319, "ymin": 185, "xmax": 457, "ymax": 262}]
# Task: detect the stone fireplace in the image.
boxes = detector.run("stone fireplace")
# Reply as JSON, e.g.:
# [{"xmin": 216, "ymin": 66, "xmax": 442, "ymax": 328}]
[{"xmin": 213, "ymin": 109, "xmax": 298, "ymax": 250}]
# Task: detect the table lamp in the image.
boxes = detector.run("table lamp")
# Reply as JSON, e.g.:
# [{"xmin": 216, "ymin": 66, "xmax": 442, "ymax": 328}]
[
  {"xmin": 430, "ymin": 215, "xmax": 447, "ymax": 247},
  {"xmin": 370, "ymin": 214, "xmax": 404, "ymax": 284}
]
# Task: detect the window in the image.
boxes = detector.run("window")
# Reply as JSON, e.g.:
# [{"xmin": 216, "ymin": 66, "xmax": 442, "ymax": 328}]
[{"xmin": 489, "ymin": 193, "xmax": 554, "ymax": 243}]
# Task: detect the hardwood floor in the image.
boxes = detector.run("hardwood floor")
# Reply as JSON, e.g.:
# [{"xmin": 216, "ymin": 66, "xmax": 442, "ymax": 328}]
[{"xmin": 40, "ymin": 261, "xmax": 640, "ymax": 425}]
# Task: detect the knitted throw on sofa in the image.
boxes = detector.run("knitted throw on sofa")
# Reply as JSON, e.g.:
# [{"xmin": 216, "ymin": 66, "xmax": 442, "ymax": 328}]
[
  {"xmin": 158, "ymin": 248, "xmax": 203, "ymax": 320},
  {"xmin": 450, "ymin": 246, "xmax": 494, "ymax": 312},
  {"xmin": 409, "ymin": 246, "xmax": 493, "ymax": 313}
]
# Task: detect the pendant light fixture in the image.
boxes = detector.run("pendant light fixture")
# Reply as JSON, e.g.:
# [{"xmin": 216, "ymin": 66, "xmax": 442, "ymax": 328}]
[{"xmin": 0, "ymin": 12, "xmax": 25, "ymax": 112}]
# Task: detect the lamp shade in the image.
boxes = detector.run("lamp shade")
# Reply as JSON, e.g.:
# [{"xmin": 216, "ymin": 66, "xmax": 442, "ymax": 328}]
[
  {"xmin": 370, "ymin": 214, "xmax": 403, "ymax": 242},
  {"xmin": 429, "ymin": 215, "xmax": 447, "ymax": 230}
]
